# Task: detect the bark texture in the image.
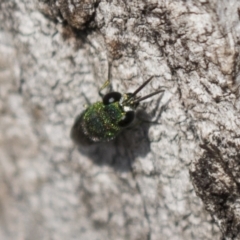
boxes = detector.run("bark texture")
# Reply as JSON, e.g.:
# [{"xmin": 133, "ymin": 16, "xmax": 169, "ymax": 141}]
[{"xmin": 0, "ymin": 0, "xmax": 240, "ymax": 239}]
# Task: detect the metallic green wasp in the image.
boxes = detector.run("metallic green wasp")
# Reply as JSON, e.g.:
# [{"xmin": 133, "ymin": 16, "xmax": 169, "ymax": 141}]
[{"xmin": 71, "ymin": 77, "xmax": 164, "ymax": 145}]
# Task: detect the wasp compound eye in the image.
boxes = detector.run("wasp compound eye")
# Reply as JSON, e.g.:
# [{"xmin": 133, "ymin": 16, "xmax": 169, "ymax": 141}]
[
  {"xmin": 103, "ymin": 92, "xmax": 122, "ymax": 105},
  {"xmin": 118, "ymin": 111, "xmax": 135, "ymax": 127}
]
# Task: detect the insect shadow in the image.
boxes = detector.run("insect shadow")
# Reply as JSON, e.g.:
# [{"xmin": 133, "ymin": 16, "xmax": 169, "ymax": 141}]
[
  {"xmin": 55, "ymin": 19, "xmax": 165, "ymax": 171},
  {"xmin": 66, "ymin": 30, "xmax": 165, "ymax": 171},
  {"xmin": 75, "ymin": 109, "xmax": 156, "ymax": 172}
]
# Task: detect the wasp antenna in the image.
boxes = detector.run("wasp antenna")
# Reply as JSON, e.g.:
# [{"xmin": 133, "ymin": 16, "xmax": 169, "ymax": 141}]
[
  {"xmin": 131, "ymin": 76, "xmax": 154, "ymax": 97},
  {"xmin": 132, "ymin": 89, "xmax": 164, "ymax": 104}
]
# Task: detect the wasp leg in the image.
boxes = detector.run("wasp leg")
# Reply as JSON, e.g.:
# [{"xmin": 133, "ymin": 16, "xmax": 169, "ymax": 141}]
[
  {"xmin": 134, "ymin": 117, "xmax": 161, "ymax": 126},
  {"xmin": 82, "ymin": 91, "xmax": 91, "ymax": 107},
  {"xmin": 99, "ymin": 80, "xmax": 112, "ymax": 97}
]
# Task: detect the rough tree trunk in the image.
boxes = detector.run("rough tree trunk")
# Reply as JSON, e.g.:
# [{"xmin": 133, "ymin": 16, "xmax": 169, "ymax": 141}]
[{"xmin": 0, "ymin": 0, "xmax": 240, "ymax": 239}]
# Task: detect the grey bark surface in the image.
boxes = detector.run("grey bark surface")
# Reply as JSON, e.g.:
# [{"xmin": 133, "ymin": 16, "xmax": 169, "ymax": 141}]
[{"xmin": 0, "ymin": 0, "xmax": 240, "ymax": 239}]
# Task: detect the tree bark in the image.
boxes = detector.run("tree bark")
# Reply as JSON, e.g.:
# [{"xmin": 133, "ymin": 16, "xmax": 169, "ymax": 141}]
[{"xmin": 0, "ymin": 0, "xmax": 240, "ymax": 239}]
